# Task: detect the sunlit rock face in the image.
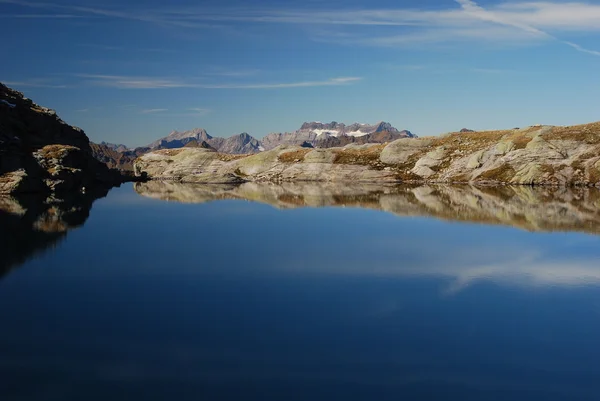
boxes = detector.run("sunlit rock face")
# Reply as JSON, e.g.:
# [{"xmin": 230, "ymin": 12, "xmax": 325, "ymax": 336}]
[{"xmin": 134, "ymin": 122, "xmax": 600, "ymax": 187}]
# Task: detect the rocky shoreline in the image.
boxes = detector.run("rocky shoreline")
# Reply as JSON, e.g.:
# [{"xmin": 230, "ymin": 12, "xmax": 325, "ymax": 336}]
[{"xmin": 134, "ymin": 122, "xmax": 600, "ymax": 187}]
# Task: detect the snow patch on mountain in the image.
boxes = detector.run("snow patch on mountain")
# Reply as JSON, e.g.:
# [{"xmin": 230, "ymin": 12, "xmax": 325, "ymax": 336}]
[{"xmin": 313, "ymin": 129, "xmax": 340, "ymax": 137}]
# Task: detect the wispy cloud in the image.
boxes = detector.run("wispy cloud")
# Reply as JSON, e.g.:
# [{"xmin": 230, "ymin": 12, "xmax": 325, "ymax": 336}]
[
  {"xmin": 140, "ymin": 108, "xmax": 168, "ymax": 114},
  {"xmin": 3, "ymin": 0, "xmax": 600, "ymax": 56},
  {"xmin": 77, "ymin": 74, "xmax": 361, "ymax": 89},
  {"xmin": 0, "ymin": 0, "xmax": 220, "ymax": 28},
  {"xmin": 563, "ymin": 41, "xmax": 600, "ymax": 57},
  {"xmin": 187, "ymin": 107, "xmax": 211, "ymax": 115},
  {"xmin": 4, "ymin": 79, "xmax": 68, "ymax": 88},
  {"xmin": 0, "ymin": 13, "xmax": 83, "ymax": 19},
  {"xmin": 454, "ymin": 0, "xmax": 600, "ymax": 56}
]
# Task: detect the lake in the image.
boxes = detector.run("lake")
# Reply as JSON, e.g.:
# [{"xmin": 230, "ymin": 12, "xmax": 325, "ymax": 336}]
[{"xmin": 2, "ymin": 182, "xmax": 600, "ymax": 400}]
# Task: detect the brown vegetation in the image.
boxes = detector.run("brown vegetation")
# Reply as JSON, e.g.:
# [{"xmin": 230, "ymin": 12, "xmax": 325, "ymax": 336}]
[
  {"xmin": 477, "ymin": 164, "xmax": 517, "ymax": 182},
  {"xmin": 37, "ymin": 144, "xmax": 78, "ymax": 159},
  {"xmin": 333, "ymin": 144, "xmax": 386, "ymax": 166},
  {"xmin": 217, "ymin": 153, "xmax": 249, "ymax": 162},
  {"xmin": 278, "ymin": 148, "xmax": 312, "ymax": 163},
  {"xmin": 550, "ymin": 122, "xmax": 600, "ymax": 143}
]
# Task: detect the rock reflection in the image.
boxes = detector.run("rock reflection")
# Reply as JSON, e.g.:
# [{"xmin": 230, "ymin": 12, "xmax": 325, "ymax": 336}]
[
  {"xmin": 135, "ymin": 181, "xmax": 600, "ymax": 234},
  {"xmin": 0, "ymin": 189, "xmax": 108, "ymax": 279}
]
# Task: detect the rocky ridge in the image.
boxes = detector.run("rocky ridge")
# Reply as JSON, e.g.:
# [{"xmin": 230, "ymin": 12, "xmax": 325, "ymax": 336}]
[
  {"xmin": 147, "ymin": 129, "xmax": 262, "ymax": 154},
  {"xmin": 134, "ymin": 122, "xmax": 600, "ymax": 187},
  {"xmin": 0, "ymin": 82, "xmax": 124, "ymax": 194}
]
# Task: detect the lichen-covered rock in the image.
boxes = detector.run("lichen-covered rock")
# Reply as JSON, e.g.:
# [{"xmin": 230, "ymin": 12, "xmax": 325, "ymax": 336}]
[
  {"xmin": 135, "ymin": 144, "xmax": 399, "ymax": 184},
  {"xmin": 133, "ymin": 148, "xmax": 243, "ymax": 184},
  {"xmin": 379, "ymin": 138, "xmax": 432, "ymax": 164}
]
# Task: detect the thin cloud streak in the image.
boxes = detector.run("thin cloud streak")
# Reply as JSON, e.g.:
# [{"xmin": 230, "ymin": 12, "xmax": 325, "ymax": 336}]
[
  {"xmin": 3, "ymin": 0, "xmax": 600, "ymax": 55},
  {"xmin": 187, "ymin": 107, "xmax": 211, "ymax": 115},
  {"xmin": 4, "ymin": 80, "xmax": 69, "ymax": 88},
  {"xmin": 77, "ymin": 74, "xmax": 362, "ymax": 89},
  {"xmin": 140, "ymin": 108, "xmax": 168, "ymax": 114},
  {"xmin": 6, "ymin": 0, "xmax": 600, "ymax": 31},
  {"xmin": 454, "ymin": 0, "xmax": 600, "ymax": 57},
  {"xmin": 563, "ymin": 41, "xmax": 600, "ymax": 57}
]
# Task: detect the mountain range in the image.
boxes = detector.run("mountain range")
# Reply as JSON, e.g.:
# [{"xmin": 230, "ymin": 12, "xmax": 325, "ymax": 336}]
[
  {"xmin": 148, "ymin": 128, "xmax": 263, "ymax": 154},
  {"xmin": 90, "ymin": 121, "xmax": 414, "ymax": 171},
  {"xmin": 261, "ymin": 121, "xmax": 414, "ymax": 150}
]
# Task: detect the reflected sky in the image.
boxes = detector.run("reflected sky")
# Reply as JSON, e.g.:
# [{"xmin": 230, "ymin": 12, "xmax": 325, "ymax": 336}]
[{"xmin": 1, "ymin": 184, "xmax": 600, "ymax": 400}]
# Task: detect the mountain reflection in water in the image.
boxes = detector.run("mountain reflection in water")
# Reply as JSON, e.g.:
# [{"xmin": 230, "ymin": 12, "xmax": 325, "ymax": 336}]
[{"xmin": 135, "ymin": 181, "xmax": 600, "ymax": 235}]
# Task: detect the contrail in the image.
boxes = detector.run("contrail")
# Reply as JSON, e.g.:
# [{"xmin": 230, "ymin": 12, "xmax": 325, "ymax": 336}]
[{"xmin": 455, "ymin": 0, "xmax": 600, "ymax": 57}]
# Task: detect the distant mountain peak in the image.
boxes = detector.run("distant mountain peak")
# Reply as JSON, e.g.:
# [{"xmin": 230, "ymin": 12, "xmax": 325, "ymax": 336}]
[
  {"xmin": 261, "ymin": 120, "xmax": 415, "ymax": 150},
  {"xmin": 145, "ymin": 128, "xmax": 261, "ymax": 155},
  {"xmin": 148, "ymin": 128, "xmax": 212, "ymax": 149}
]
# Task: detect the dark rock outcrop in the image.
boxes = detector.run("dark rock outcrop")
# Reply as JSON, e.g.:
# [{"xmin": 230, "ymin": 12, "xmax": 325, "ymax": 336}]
[
  {"xmin": 89, "ymin": 142, "xmax": 148, "ymax": 171},
  {"xmin": 0, "ymin": 82, "xmax": 124, "ymax": 194},
  {"xmin": 183, "ymin": 139, "xmax": 216, "ymax": 150}
]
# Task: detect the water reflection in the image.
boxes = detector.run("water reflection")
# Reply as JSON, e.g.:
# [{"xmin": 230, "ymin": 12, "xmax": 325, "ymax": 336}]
[
  {"xmin": 0, "ymin": 189, "xmax": 108, "ymax": 278},
  {"xmin": 2, "ymin": 183, "xmax": 600, "ymax": 400},
  {"xmin": 135, "ymin": 181, "xmax": 600, "ymax": 235}
]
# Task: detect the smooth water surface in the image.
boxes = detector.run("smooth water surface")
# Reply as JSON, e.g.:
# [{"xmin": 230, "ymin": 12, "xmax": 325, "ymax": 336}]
[{"xmin": 2, "ymin": 183, "xmax": 600, "ymax": 400}]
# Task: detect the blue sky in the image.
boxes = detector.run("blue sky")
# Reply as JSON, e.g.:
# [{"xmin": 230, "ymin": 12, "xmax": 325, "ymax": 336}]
[{"xmin": 1, "ymin": 0, "xmax": 600, "ymax": 147}]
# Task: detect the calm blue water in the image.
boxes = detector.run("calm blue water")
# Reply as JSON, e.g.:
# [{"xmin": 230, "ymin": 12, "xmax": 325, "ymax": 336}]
[{"xmin": 1, "ymin": 184, "xmax": 600, "ymax": 400}]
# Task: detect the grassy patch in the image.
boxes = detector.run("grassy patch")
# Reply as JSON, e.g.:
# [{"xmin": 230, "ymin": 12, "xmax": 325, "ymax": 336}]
[
  {"xmin": 217, "ymin": 153, "xmax": 249, "ymax": 162},
  {"xmin": 332, "ymin": 144, "xmax": 386, "ymax": 167},
  {"xmin": 549, "ymin": 122, "xmax": 600, "ymax": 144},
  {"xmin": 38, "ymin": 144, "xmax": 78, "ymax": 159},
  {"xmin": 233, "ymin": 168, "xmax": 248, "ymax": 177},
  {"xmin": 476, "ymin": 164, "xmax": 516, "ymax": 181},
  {"xmin": 278, "ymin": 149, "xmax": 312, "ymax": 163}
]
